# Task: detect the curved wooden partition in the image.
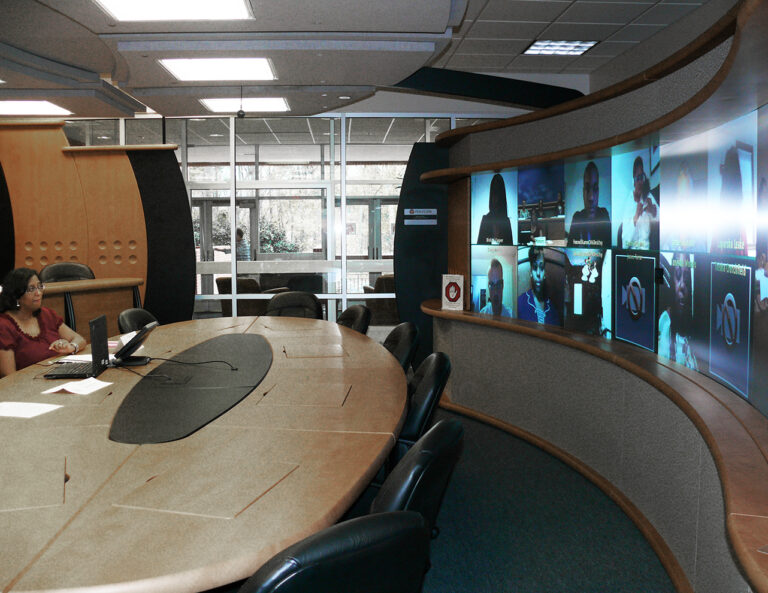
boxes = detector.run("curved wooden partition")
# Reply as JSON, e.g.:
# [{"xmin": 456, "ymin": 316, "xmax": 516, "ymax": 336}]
[
  {"xmin": 0, "ymin": 122, "xmax": 195, "ymax": 324},
  {"xmin": 424, "ymin": 300, "xmax": 768, "ymax": 593}
]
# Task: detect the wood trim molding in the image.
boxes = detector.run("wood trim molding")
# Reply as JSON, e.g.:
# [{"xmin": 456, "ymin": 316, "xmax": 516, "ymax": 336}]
[
  {"xmin": 44, "ymin": 277, "xmax": 143, "ymax": 295},
  {"xmin": 63, "ymin": 145, "xmax": 178, "ymax": 152}
]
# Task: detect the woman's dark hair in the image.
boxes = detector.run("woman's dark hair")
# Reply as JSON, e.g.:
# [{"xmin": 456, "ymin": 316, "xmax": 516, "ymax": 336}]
[
  {"xmin": 488, "ymin": 173, "xmax": 508, "ymax": 217},
  {"xmin": 0, "ymin": 267, "xmax": 39, "ymax": 313}
]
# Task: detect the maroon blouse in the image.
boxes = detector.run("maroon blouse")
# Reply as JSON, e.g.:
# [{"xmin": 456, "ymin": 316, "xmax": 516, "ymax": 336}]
[{"xmin": 0, "ymin": 307, "xmax": 64, "ymax": 370}]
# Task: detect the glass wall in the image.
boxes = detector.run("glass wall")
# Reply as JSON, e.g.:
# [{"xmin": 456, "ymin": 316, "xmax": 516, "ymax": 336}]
[{"xmin": 62, "ymin": 113, "xmax": 472, "ymax": 325}]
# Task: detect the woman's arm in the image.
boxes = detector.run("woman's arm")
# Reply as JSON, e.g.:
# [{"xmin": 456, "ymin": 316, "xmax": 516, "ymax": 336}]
[
  {"xmin": 0, "ymin": 348, "xmax": 16, "ymax": 377},
  {"xmin": 51, "ymin": 324, "xmax": 86, "ymax": 355}
]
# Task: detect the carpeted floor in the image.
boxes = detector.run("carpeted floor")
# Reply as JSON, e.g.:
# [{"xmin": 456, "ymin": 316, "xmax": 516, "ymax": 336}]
[{"xmin": 423, "ymin": 409, "xmax": 676, "ymax": 593}]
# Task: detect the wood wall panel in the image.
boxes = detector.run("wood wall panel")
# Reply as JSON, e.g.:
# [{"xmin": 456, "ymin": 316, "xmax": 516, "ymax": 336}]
[
  {"xmin": 446, "ymin": 178, "xmax": 470, "ymax": 309},
  {"xmin": 0, "ymin": 124, "xmax": 88, "ymax": 273},
  {"xmin": 70, "ymin": 152, "xmax": 148, "ymax": 302}
]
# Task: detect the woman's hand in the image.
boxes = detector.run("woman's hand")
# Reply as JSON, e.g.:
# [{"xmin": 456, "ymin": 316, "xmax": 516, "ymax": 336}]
[{"xmin": 49, "ymin": 339, "xmax": 77, "ymax": 354}]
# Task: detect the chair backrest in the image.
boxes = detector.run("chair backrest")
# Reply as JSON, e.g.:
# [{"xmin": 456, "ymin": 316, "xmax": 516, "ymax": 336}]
[
  {"xmin": 383, "ymin": 322, "xmax": 419, "ymax": 373},
  {"xmin": 117, "ymin": 308, "xmax": 158, "ymax": 333},
  {"xmin": 400, "ymin": 352, "xmax": 452, "ymax": 444},
  {"xmin": 337, "ymin": 304, "xmax": 371, "ymax": 335},
  {"xmin": 215, "ymin": 276, "xmax": 262, "ymax": 295},
  {"xmin": 265, "ymin": 291, "xmax": 323, "ymax": 319},
  {"xmin": 216, "ymin": 277, "xmax": 266, "ymax": 317},
  {"xmin": 237, "ymin": 511, "xmax": 430, "ymax": 593},
  {"xmin": 370, "ymin": 419, "xmax": 464, "ymax": 535},
  {"xmin": 39, "ymin": 262, "xmax": 95, "ymax": 283}
]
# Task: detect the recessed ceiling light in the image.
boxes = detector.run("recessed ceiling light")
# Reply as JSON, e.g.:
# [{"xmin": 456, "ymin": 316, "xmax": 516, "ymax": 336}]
[
  {"xmin": 0, "ymin": 79, "xmax": 5, "ymax": 84},
  {"xmin": 338, "ymin": 96, "xmax": 351, "ymax": 100},
  {"xmin": 97, "ymin": 135, "xmax": 112, "ymax": 140},
  {"xmin": 209, "ymin": 133, "xmax": 224, "ymax": 137},
  {"xmin": 93, "ymin": 0, "xmax": 250, "ymax": 21},
  {"xmin": 200, "ymin": 97, "xmax": 290, "ymax": 113},
  {"xmin": 0, "ymin": 100, "xmax": 72, "ymax": 116},
  {"xmin": 524, "ymin": 40, "xmax": 597, "ymax": 56},
  {"xmin": 159, "ymin": 58, "xmax": 275, "ymax": 81}
]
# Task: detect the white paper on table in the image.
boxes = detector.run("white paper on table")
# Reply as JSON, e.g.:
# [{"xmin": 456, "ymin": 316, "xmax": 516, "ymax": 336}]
[{"xmin": 42, "ymin": 377, "xmax": 113, "ymax": 395}]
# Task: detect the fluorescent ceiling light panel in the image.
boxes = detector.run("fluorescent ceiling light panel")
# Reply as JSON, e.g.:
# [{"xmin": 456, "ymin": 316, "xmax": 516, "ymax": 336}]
[
  {"xmin": 524, "ymin": 40, "xmax": 597, "ymax": 56},
  {"xmin": 0, "ymin": 402, "xmax": 62, "ymax": 418},
  {"xmin": 0, "ymin": 79, "xmax": 5, "ymax": 84},
  {"xmin": 93, "ymin": 0, "xmax": 250, "ymax": 21},
  {"xmin": 0, "ymin": 101, "xmax": 72, "ymax": 115},
  {"xmin": 201, "ymin": 97, "xmax": 290, "ymax": 113},
  {"xmin": 160, "ymin": 58, "xmax": 275, "ymax": 81}
]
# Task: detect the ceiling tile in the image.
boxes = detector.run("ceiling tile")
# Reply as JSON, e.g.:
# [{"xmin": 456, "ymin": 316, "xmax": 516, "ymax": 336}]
[
  {"xmin": 539, "ymin": 22, "xmax": 623, "ymax": 40},
  {"xmin": 456, "ymin": 39, "xmax": 532, "ymax": 54},
  {"xmin": 586, "ymin": 40, "xmax": 636, "ymax": 57},
  {"xmin": 469, "ymin": 20, "xmax": 549, "ymax": 39},
  {"xmin": 634, "ymin": 3, "xmax": 700, "ymax": 25},
  {"xmin": 464, "ymin": 0, "xmax": 488, "ymax": 20},
  {"xmin": 564, "ymin": 55, "xmax": 615, "ymax": 70},
  {"xmin": 454, "ymin": 18, "xmax": 474, "ymax": 36},
  {"xmin": 447, "ymin": 54, "xmax": 515, "ymax": 70},
  {"xmin": 607, "ymin": 23, "xmax": 665, "ymax": 42},
  {"xmin": 507, "ymin": 54, "xmax": 580, "ymax": 71},
  {"xmin": 479, "ymin": 0, "xmax": 571, "ymax": 22},
  {"xmin": 557, "ymin": 2, "xmax": 651, "ymax": 24}
]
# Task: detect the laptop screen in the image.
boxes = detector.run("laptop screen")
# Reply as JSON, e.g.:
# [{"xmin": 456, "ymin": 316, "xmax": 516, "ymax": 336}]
[{"xmin": 88, "ymin": 315, "xmax": 109, "ymax": 373}]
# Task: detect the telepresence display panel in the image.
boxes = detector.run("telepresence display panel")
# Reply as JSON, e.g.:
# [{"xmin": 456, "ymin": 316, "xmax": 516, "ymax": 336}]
[{"xmin": 467, "ymin": 102, "xmax": 768, "ymax": 414}]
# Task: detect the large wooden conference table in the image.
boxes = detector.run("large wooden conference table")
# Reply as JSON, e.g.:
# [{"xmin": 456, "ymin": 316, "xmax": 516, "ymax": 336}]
[{"xmin": 0, "ymin": 316, "xmax": 407, "ymax": 593}]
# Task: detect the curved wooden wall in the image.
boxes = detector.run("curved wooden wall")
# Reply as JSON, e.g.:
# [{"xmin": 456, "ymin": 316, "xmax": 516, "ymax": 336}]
[
  {"xmin": 0, "ymin": 121, "xmax": 195, "ymax": 325},
  {"xmin": 0, "ymin": 122, "xmax": 90, "ymax": 272},
  {"xmin": 68, "ymin": 150, "xmax": 147, "ymax": 285}
]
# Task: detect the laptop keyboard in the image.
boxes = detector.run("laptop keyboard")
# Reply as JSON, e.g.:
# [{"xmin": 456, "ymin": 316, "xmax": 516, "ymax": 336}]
[{"xmin": 49, "ymin": 362, "xmax": 93, "ymax": 376}]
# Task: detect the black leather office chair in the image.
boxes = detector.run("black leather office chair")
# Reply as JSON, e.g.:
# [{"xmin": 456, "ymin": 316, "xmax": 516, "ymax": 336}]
[
  {"xmin": 337, "ymin": 304, "xmax": 371, "ymax": 335},
  {"xmin": 265, "ymin": 291, "xmax": 323, "ymax": 319},
  {"xmin": 117, "ymin": 308, "xmax": 158, "ymax": 333},
  {"xmin": 39, "ymin": 262, "xmax": 95, "ymax": 282},
  {"xmin": 383, "ymin": 321, "xmax": 419, "ymax": 373},
  {"xmin": 391, "ymin": 352, "xmax": 452, "ymax": 464},
  {"xmin": 216, "ymin": 277, "xmax": 289, "ymax": 317},
  {"xmin": 370, "ymin": 418, "xmax": 464, "ymax": 538},
  {"xmin": 237, "ymin": 511, "xmax": 430, "ymax": 593}
]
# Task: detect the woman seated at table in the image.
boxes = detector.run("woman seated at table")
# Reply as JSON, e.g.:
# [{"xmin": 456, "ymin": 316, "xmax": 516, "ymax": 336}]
[{"xmin": 0, "ymin": 267, "xmax": 86, "ymax": 376}]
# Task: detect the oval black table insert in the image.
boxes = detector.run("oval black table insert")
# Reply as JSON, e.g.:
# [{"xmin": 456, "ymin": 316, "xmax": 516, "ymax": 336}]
[{"xmin": 109, "ymin": 333, "xmax": 272, "ymax": 444}]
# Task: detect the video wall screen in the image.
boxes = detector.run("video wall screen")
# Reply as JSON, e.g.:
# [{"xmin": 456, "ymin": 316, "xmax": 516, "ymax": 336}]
[{"xmin": 466, "ymin": 102, "xmax": 768, "ymax": 414}]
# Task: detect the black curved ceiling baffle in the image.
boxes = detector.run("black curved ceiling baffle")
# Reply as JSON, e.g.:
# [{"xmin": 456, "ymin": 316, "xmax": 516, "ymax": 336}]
[{"xmin": 394, "ymin": 67, "xmax": 584, "ymax": 110}]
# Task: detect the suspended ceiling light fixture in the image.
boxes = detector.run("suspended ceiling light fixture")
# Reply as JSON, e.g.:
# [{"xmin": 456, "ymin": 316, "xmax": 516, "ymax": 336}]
[
  {"xmin": 160, "ymin": 58, "xmax": 276, "ymax": 82},
  {"xmin": 0, "ymin": 100, "xmax": 72, "ymax": 116},
  {"xmin": 200, "ymin": 97, "xmax": 290, "ymax": 113},
  {"xmin": 92, "ymin": 0, "xmax": 251, "ymax": 21},
  {"xmin": 524, "ymin": 40, "xmax": 597, "ymax": 56}
]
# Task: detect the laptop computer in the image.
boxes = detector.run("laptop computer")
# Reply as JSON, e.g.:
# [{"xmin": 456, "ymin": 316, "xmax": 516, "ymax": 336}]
[{"xmin": 44, "ymin": 315, "xmax": 109, "ymax": 379}]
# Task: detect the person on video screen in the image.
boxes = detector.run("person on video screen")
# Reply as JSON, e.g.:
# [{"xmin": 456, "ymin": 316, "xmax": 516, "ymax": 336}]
[
  {"xmin": 477, "ymin": 173, "xmax": 514, "ymax": 245},
  {"xmin": 658, "ymin": 253, "xmax": 698, "ymax": 370},
  {"xmin": 568, "ymin": 161, "xmax": 611, "ymax": 247},
  {"xmin": 617, "ymin": 156, "xmax": 658, "ymax": 250},
  {"xmin": 712, "ymin": 146, "xmax": 748, "ymax": 255},
  {"xmin": 518, "ymin": 248, "xmax": 560, "ymax": 325},
  {"xmin": 479, "ymin": 258, "xmax": 512, "ymax": 317}
]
